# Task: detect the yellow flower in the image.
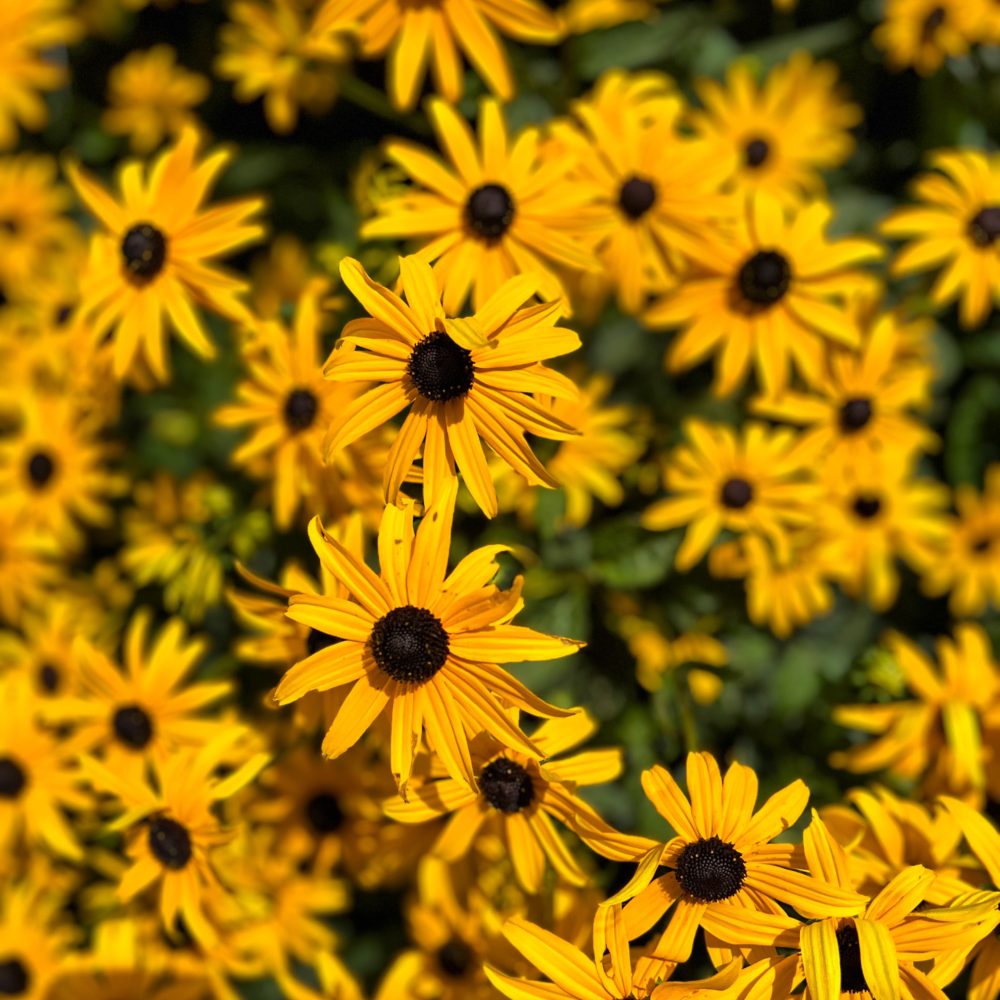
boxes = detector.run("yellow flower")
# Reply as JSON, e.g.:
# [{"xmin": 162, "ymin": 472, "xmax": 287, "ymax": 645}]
[
  {"xmin": 274, "ymin": 481, "xmax": 583, "ymax": 793},
  {"xmin": 80, "ymin": 733, "xmax": 269, "ymax": 947},
  {"xmin": 551, "ymin": 70, "xmax": 732, "ymax": 313},
  {"xmin": 833, "ymin": 624, "xmax": 1000, "ymax": 801},
  {"xmin": 611, "ymin": 752, "xmax": 866, "ymax": 964},
  {"xmin": 324, "ymin": 256, "xmax": 581, "ymax": 518},
  {"xmin": 102, "ymin": 46, "xmax": 209, "ymax": 154},
  {"xmin": 688, "ymin": 53, "xmax": 861, "ymax": 207},
  {"xmin": 642, "ymin": 419, "xmax": 819, "ymax": 572},
  {"xmin": 361, "ymin": 100, "xmax": 599, "ymax": 312},
  {"xmin": 0, "ymin": 0, "xmax": 80, "ymax": 150},
  {"xmin": 313, "ymin": 0, "xmax": 561, "ymax": 110},
  {"xmin": 923, "ymin": 464, "xmax": 1000, "ymax": 615},
  {"xmin": 249, "ymin": 233, "xmax": 315, "ymax": 318},
  {"xmin": 647, "ymin": 193, "xmax": 882, "ymax": 396},
  {"xmin": 216, "ymin": 279, "xmax": 388, "ymax": 530},
  {"xmin": 216, "ymin": 0, "xmax": 352, "ymax": 134},
  {"xmin": 67, "ymin": 126, "xmax": 266, "ymax": 381},
  {"xmin": 874, "ymin": 0, "xmax": 985, "ymax": 75},
  {"xmin": 385, "ymin": 710, "xmax": 649, "ymax": 893},
  {"xmin": 882, "ymin": 149, "xmax": 1000, "ymax": 329},
  {"xmin": 0, "ymin": 506, "xmax": 61, "ymax": 626},
  {"xmin": 557, "ymin": 0, "xmax": 663, "ymax": 34}
]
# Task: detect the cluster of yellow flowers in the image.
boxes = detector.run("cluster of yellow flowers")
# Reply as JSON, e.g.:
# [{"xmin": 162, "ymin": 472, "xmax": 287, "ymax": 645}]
[{"xmin": 1, "ymin": 1, "xmax": 999, "ymax": 1000}]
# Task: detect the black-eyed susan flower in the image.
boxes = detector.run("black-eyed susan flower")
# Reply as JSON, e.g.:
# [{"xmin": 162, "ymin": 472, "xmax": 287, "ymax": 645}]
[
  {"xmin": 688, "ymin": 53, "xmax": 861, "ymax": 207},
  {"xmin": 0, "ymin": 507, "xmax": 59, "ymax": 625},
  {"xmin": 385, "ymin": 710, "xmax": 652, "ymax": 893},
  {"xmin": 610, "ymin": 752, "xmax": 865, "ymax": 963},
  {"xmin": 641, "ymin": 419, "xmax": 818, "ymax": 572},
  {"xmin": 102, "ymin": 46, "xmax": 210, "ymax": 154},
  {"xmin": 882, "ymin": 149, "xmax": 1000, "ymax": 329},
  {"xmin": 557, "ymin": 0, "xmax": 662, "ymax": 34},
  {"xmin": 67, "ymin": 126, "xmax": 266, "ymax": 381},
  {"xmin": 551, "ymin": 71, "xmax": 732, "ymax": 314},
  {"xmin": 874, "ymin": 0, "xmax": 985, "ymax": 75},
  {"xmin": 313, "ymin": 0, "xmax": 560, "ymax": 110},
  {"xmin": 216, "ymin": 279, "xmax": 389, "ymax": 530},
  {"xmin": 923, "ymin": 464, "xmax": 1000, "ymax": 615},
  {"xmin": 216, "ymin": 0, "xmax": 352, "ymax": 134},
  {"xmin": 833, "ymin": 624, "xmax": 1000, "ymax": 801},
  {"xmin": 324, "ymin": 256, "xmax": 580, "ymax": 518},
  {"xmin": 361, "ymin": 100, "xmax": 599, "ymax": 312},
  {"xmin": 0, "ymin": 0, "xmax": 80, "ymax": 150},
  {"xmin": 274, "ymin": 480, "xmax": 583, "ymax": 793},
  {"xmin": 0, "ymin": 392, "xmax": 127, "ymax": 550},
  {"xmin": 0, "ymin": 675, "xmax": 89, "ymax": 860},
  {"xmin": 81, "ymin": 733, "xmax": 269, "ymax": 947},
  {"xmin": 249, "ymin": 233, "xmax": 314, "ymax": 318},
  {"xmin": 58, "ymin": 610, "xmax": 231, "ymax": 784},
  {"xmin": 646, "ymin": 193, "xmax": 882, "ymax": 396},
  {"xmin": 752, "ymin": 307, "xmax": 937, "ymax": 466},
  {"xmin": 816, "ymin": 452, "xmax": 948, "ymax": 611}
]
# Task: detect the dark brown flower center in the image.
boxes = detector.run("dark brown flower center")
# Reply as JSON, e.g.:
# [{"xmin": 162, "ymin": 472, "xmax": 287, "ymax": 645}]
[
  {"xmin": 744, "ymin": 138, "xmax": 770, "ymax": 168},
  {"xmin": 37, "ymin": 663, "xmax": 61, "ymax": 693},
  {"xmin": 852, "ymin": 494, "xmax": 882, "ymax": 520},
  {"xmin": 307, "ymin": 628, "xmax": 337, "ymax": 656},
  {"xmin": 26, "ymin": 451, "xmax": 56, "ymax": 488},
  {"xmin": 720, "ymin": 477, "xmax": 754, "ymax": 510},
  {"xmin": 369, "ymin": 605, "xmax": 449, "ymax": 683},
  {"xmin": 839, "ymin": 397, "xmax": 873, "ymax": 432},
  {"xmin": 112, "ymin": 704, "xmax": 154, "ymax": 749},
  {"xmin": 972, "ymin": 535, "xmax": 994, "ymax": 555},
  {"xmin": 480, "ymin": 757, "xmax": 534, "ymax": 814},
  {"xmin": 54, "ymin": 304, "xmax": 73, "ymax": 326},
  {"xmin": 407, "ymin": 332, "xmax": 475, "ymax": 402},
  {"xmin": 969, "ymin": 207, "xmax": 1000, "ymax": 248},
  {"xmin": 738, "ymin": 250, "xmax": 791, "ymax": 306},
  {"xmin": 283, "ymin": 388, "xmax": 319, "ymax": 431},
  {"xmin": 0, "ymin": 757, "xmax": 26, "ymax": 799},
  {"xmin": 466, "ymin": 184, "xmax": 515, "ymax": 240},
  {"xmin": 121, "ymin": 223, "xmax": 167, "ymax": 284},
  {"xmin": 305, "ymin": 792, "xmax": 344, "ymax": 834},
  {"xmin": 674, "ymin": 835, "xmax": 747, "ymax": 902},
  {"xmin": 836, "ymin": 924, "xmax": 869, "ymax": 994},
  {"xmin": 148, "ymin": 815, "xmax": 193, "ymax": 869},
  {"xmin": 922, "ymin": 6, "xmax": 946, "ymax": 40},
  {"xmin": 0, "ymin": 959, "xmax": 29, "ymax": 996},
  {"xmin": 437, "ymin": 937, "xmax": 474, "ymax": 978},
  {"xmin": 618, "ymin": 175, "xmax": 657, "ymax": 219}
]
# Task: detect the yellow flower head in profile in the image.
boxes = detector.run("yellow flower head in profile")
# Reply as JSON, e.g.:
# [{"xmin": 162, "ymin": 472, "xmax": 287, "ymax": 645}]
[
  {"xmin": 833, "ymin": 624, "xmax": 1000, "ymax": 801},
  {"xmin": 313, "ymin": 0, "xmax": 561, "ymax": 110},
  {"xmin": 273, "ymin": 480, "xmax": 583, "ymax": 794},
  {"xmin": 689, "ymin": 53, "xmax": 861, "ymax": 207},
  {"xmin": 362, "ymin": 100, "xmax": 600, "ymax": 313},
  {"xmin": 642, "ymin": 419, "xmax": 819, "ymax": 572},
  {"xmin": 325, "ymin": 256, "xmax": 581, "ymax": 519},
  {"xmin": 102, "ymin": 46, "xmax": 209, "ymax": 154},
  {"xmin": 551, "ymin": 70, "xmax": 732, "ymax": 314},
  {"xmin": 874, "ymin": 0, "xmax": 984, "ymax": 75},
  {"xmin": 647, "ymin": 193, "xmax": 882, "ymax": 396},
  {"xmin": 216, "ymin": 0, "xmax": 353, "ymax": 134},
  {"xmin": 67, "ymin": 126, "xmax": 266, "ymax": 381},
  {"xmin": 882, "ymin": 149, "xmax": 1000, "ymax": 329},
  {"xmin": 0, "ymin": 0, "xmax": 80, "ymax": 150}
]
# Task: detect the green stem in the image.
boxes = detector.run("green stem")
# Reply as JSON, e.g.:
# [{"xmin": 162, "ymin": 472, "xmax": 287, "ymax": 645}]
[{"xmin": 339, "ymin": 76, "xmax": 432, "ymax": 136}]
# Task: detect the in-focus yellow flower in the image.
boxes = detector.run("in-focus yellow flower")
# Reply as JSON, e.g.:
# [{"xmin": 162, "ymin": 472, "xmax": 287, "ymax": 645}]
[
  {"xmin": 274, "ymin": 481, "xmax": 583, "ymax": 793},
  {"xmin": 642, "ymin": 419, "xmax": 818, "ymax": 572},
  {"xmin": 833, "ymin": 624, "xmax": 1000, "ymax": 801},
  {"xmin": 647, "ymin": 193, "xmax": 882, "ymax": 395},
  {"xmin": 551, "ymin": 71, "xmax": 732, "ymax": 314},
  {"xmin": 882, "ymin": 149, "xmax": 1000, "ymax": 328},
  {"xmin": 324, "ymin": 256, "xmax": 580, "ymax": 518},
  {"xmin": 923, "ymin": 464, "xmax": 1000, "ymax": 616},
  {"xmin": 313, "ymin": 0, "xmax": 561, "ymax": 110},
  {"xmin": 874, "ymin": 0, "xmax": 985, "ymax": 75},
  {"xmin": 102, "ymin": 46, "xmax": 209, "ymax": 154},
  {"xmin": 612, "ymin": 752, "xmax": 865, "ymax": 964},
  {"xmin": 67, "ymin": 126, "xmax": 266, "ymax": 381},
  {"xmin": 362, "ymin": 100, "xmax": 599, "ymax": 312},
  {"xmin": 0, "ymin": 0, "xmax": 80, "ymax": 150},
  {"xmin": 216, "ymin": 0, "xmax": 352, "ymax": 134},
  {"xmin": 689, "ymin": 53, "xmax": 861, "ymax": 207},
  {"xmin": 81, "ymin": 733, "xmax": 269, "ymax": 947},
  {"xmin": 385, "ymin": 711, "xmax": 649, "ymax": 893}
]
